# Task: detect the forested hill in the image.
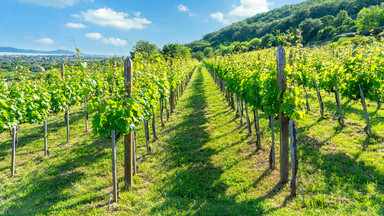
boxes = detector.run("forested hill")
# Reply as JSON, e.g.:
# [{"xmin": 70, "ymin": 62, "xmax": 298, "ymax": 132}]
[{"xmin": 187, "ymin": 0, "xmax": 384, "ymax": 55}]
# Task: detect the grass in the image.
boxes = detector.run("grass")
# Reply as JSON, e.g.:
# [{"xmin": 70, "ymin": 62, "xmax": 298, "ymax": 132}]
[{"xmin": 0, "ymin": 66, "xmax": 383, "ymax": 215}]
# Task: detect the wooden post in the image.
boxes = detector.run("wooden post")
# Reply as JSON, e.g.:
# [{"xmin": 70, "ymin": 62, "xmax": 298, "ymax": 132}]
[
  {"xmin": 231, "ymin": 93, "xmax": 235, "ymax": 110},
  {"xmin": 289, "ymin": 120, "xmax": 296, "ymax": 196},
  {"xmin": 61, "ymin": 64, "xmax": 65, "ymax": 80},
  {"xmin": 314, "ymin": 79, "xmax": 324, "ymax": 118},
  {"xmin": 144, "ymin": 120, "xmax": 150, "ymax": 154},
  {"xmin": 11, "ymin": 127, "xmax": 16, "ymax": 177},
  {"xmin": 277, "ymin": 45, "xmax": 289, "ymax": 184},
  {"xmin": 44, "ymin": 120, "xmax": 48, "ymax": 156},
  {"xmin": 240, "ymin": 99, "xmax": 244, "ymax": 126},
  {"xmin": 160, "ymin": 99, "xmax": 165, "ymax": 127},
  {"xmin": 152, "ymin": 108, "xmax": 158, "ymax": 140},
  {"xmin": 124, "ymin": 57, "xmax": 133, "ymax": 188},
  {"xmin": 165, "ymin": 100, "xmax": 169, "ymax": 121},
  {"xmin": 269, "ymin": 116, "xmax": 275, "ymax": 170},
  {"xmin": 85, "ymin": 98, "xmax": 88, "ymax": 132},
  {"xmin": 334, "ymin": 82, "xmax": 344, "ymax": 126},
  {"xmin": 111, "ymin": 130, "xmax": 118, "ymax": 203},
  {"xmin": 245, "ymin": 103, "xmax": 252, "ymax": 136},
  {"xmin": 359, "ymin": 85, "xmax": 372, "ymax": 136},
  {"xmin": 254, "ymin": 108, "xmax": 261, "ymax": 149},
  {"xmin": 235, "ymin": 95, "xmax": 240, "ymax": 117},
  {"xmin": 133, "ymin": 131, "xmax": 137, "ymax": 175},
  {"xmin": 170, "ymin": 91, "xmax": 174, "ymax": 114},
  {"xmin": 66, "ymin": 105, "xmax": 70, "ymax": 143}
]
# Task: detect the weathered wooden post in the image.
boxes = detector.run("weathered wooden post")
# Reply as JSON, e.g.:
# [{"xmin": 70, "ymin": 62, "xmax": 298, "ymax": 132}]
[
  {"xmin": 334, "ymin": 82, "xmax": 344, "ymax": 126},
  {"xmin": 144, "ymin": 120, "xmax": 150, "ymax": 154},
  {"xmin": 61, "ymin": 64, "xmax": 65, "ymax": 79},
  {"xmin": 160, "ymin": 99, "xmax": 165, "ymax": 127},
  {"xmin": 269, "ymin": 116, "xmax": 275, "ymax": 170},
  {"xmin": 152, "ymin": 108, "xmax": 158, "ymax": 140},
  {"xmin": 314, "ymin": 79, "xmax": 324, "ymax": 118},
  {"xmin": 85, "ymin": 98, "xmax": 88, "ymax": 132},
  {"xmin": 245, "ymin": 103, "xmax": 252, "ymax": 136},
  {"xmin": 62, "ymin": 64, "xmax": 70, "ymax": 143},
  {"xmin": 111, "ymin": 130, "xmax": 118, "ymax": 202},
  {"xmin": 170, "ymin": 91, "xmax": 175, "ymax": 113},
  {"xmin": 277, "ymin": 45, "xmax": 289, "ymax": 184},
  {"xmin": 289, "ymin": 120, "xmax": 297, "ymax": 196},
  {"xmin": 66, "ymin": 105, "xmax": 70, "ymax": 143},
  {"xmin": 44, "ymin": 120, "xmax": 48, "ymax": 156},
  {"xmin": 133, "ymin": 131, "xmax": 137, "ymax": 175},
  {"xmin": 124, "ymin": 57, "xmax": 133, "ymax": 188},
  {"xmin": 11, "ymin": 127, "xmax": 16, "ymax": 177},
  {"xmin": 359, "ymin": 85, "xmax": 372, "ymax": 136}
]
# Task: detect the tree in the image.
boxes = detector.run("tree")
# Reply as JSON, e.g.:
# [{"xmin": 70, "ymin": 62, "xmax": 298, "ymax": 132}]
[
  {"xmin": 162, "ymin": 43, "xmax": 191, "ymax": 59},
  {"xmin": 249, "ymin": 37, "xmax": 261, "ymax": 51},
  {"xmin": 320, "ymin": 15, "xmax": 335, "ymax": 27},
  {"xmin": 203, "ymin": 47, "xmax": 214, "ymax": 58},
  {"xmin": 334, "ymin": 10, "xmax": 350, "ymax": 27},
  {"xmin": 261, "ymin": 33, "xmax": 277, "ymax": 48},
  {"xmin": 130, "ymin": 40, "xmax": 159, "ymax": 59},
  {"xmin": 192, "ymin": 51, "xmax": 204, "ymax": 61},
  {"xmin": 299, "ymin": 18, "xmax": 323, "ymax": 42},
  {"xmin": 318, "ymin": 26, "xmax": 335, "ymax": 40},
  {"xmin": 356, "ymin": 6, "xmax": 384, "ymax": 31}
]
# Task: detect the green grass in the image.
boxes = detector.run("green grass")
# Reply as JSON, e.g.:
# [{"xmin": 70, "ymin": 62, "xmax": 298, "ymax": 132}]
[{"xmin": 0, "ymin": 66, "xmax": 383, "ymax": 215}]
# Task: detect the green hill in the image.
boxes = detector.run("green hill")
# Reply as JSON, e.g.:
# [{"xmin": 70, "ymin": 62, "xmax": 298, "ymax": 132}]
[{"xmin": 187, "ymin": 0, "xmax": 384, "ymax": 56}]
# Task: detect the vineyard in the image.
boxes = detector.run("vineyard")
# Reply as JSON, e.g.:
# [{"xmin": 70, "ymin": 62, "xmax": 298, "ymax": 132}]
[{"xmin": 1, "ymin": 43, "xmax": 384, "ymax": 215}]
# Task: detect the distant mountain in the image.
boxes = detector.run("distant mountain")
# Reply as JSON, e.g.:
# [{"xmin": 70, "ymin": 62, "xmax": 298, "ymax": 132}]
[{"xmin": 0, "ymin": 47, "xmax": 75, "ymax": 55}]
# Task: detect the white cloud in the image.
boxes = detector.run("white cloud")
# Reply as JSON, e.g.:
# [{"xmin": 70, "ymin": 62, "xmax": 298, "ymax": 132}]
[
  {"xmin": 101, "ymin": 37, "xmax": 127, "ymax": 46},
  {"xmin": 177, "ymin": 4, "xmax": 189, "ymax": 12},
  {"xmin": 35, "ymin": 38, "xmax": 54, "ymax": 45},
  {"xmin": 210, "ymin": 12, "xmax": 230, "ymax": 25},
  {"xmin": 85, "ymin": 32, "xmax": 103, "ymax": 40},
  {"xmin": 85, "ymin": 32, "xmax": 126, "ymax": 46},
  {"xmin": 211, "ymin": 0, "xmax": 269, "ymax": 25},
  {"xmin": 18, "ymin": 0, "xmax": 76, "ymax": 7},
  {"xmin": 73, "ymin": 8, "xmax": 151, "ymax": 31},
  {"xmin": 65, "ymin": 22, "xmax": 87, "ymax": 29},
  {"xmin": 177, "ymin": 4, "xmax": 197, "ymax": 17}
]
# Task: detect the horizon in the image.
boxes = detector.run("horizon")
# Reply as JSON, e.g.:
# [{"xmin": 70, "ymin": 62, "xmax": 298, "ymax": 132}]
[{"xmin": 0, "ymin": 0, "xmax": 306, "ymax": 56}]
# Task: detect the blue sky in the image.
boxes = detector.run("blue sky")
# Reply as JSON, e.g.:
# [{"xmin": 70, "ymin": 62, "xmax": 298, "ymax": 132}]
[{"xmin": 0, "ymin": 0, "xmax": 306, "ymax": 55}]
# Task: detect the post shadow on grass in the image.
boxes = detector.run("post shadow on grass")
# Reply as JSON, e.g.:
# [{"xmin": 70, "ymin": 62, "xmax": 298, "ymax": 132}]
[
  {"xmin": 149, "ymin": 67, "xmax": 268, "ymax": 215},
  {"xmin": 298, "ymin": 135, "xmax": 384, "ymax": 214},
  {"xmin": 2, "ymin": 138, "xmax": 110, "ymax": 215}
]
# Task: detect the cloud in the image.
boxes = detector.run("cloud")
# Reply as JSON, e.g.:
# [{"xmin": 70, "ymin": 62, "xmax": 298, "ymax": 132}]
[
  {"xmin": 85, "ymin": 32, "xmax": 103, "ymax": 40},
  {"xmin": 85, "ymin": 32, "xmax": 126, "ymax": 46},
  {"xmin": 211, "ymin": 0, "xmax": 269, "ymax": 25},
  {"xmin": 73, "ymin": 8, "xmax": 151, "ymax": 31},
  {"xmin": 35, "ymin": 38, "xmax": 54, "ymax": 45},
  {"xmin": 18, "ymin": 0, "xmax": 76, "ymax": 7},
  {"xmin": 65, "ymin": 22, "xmax": 87, "ymax": 29},
  {"xmin": 177, "ymin": 4, "xmax": 197, "ymax": 17},
  {"xmin": 177, "ymin": 4, "xmax": 189, "ymax": 12},
  {"xmin": 101, "ymin": 37, "xmax": 127, "ymax": 46},
  {"xmin": 210, "ymin": 12, "xmax": 230, "ymax": 25}
]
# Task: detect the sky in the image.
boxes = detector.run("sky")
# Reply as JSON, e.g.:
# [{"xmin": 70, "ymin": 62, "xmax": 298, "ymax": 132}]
[{"xmin": 0, "ymin": 0, "xmax": 306, "ymax": 55}]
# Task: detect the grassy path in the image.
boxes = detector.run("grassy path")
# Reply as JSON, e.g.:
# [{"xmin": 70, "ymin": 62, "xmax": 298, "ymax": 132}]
[
  {"xmin": 1, "ymin": 65, "xmax": 383, "ymax": 215},
  {"xmin": 121, "ymin": 66, "xmax": 290, "ymax": 215}
]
